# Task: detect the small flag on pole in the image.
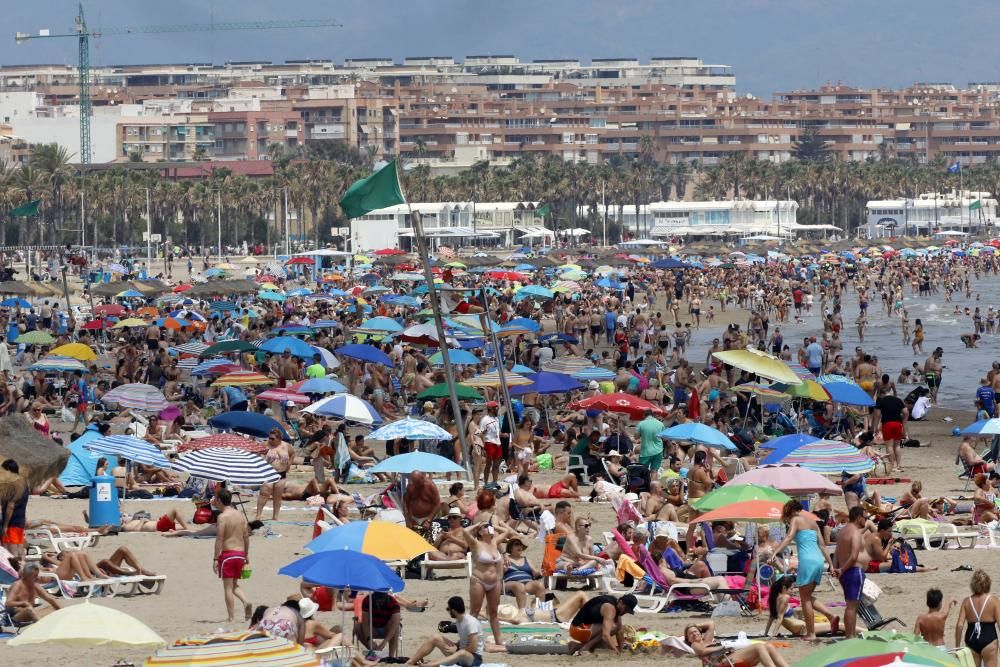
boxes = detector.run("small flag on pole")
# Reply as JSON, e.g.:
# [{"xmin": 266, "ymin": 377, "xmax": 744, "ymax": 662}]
[
  {"xmin": 534, "ymin": 204, "xmax": 551, "ymax": 218},
  {"xmin": 339, "ymin": 160, "xmax": 406, "ymax": 219},
  {"xmin": 970, "ymin": 199, "xmax": 983, "ymax": 211},
  {"xmin": 947, "ymin": 161, "xmax": 962, "ymax": 174},
  {"xmin": 9, "ymin": 199, "xmax": 40, "ymax": 217}
]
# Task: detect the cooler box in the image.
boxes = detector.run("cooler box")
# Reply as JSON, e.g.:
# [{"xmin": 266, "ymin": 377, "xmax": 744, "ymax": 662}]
[{"xmin": 88, "ymin": 475, "xmax": 120, "ymax": 528}]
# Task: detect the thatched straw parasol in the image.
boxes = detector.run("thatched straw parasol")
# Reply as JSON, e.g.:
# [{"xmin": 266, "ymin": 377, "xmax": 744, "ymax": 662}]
[{"xmin": 0, "ymin": 416, "xmax": 69, "ymax": 488}]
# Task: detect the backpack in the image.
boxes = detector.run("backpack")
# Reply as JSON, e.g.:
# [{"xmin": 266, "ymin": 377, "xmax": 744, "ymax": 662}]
[{"xmin": 890, "ymin": 541, "xmax": 918, "ymax": 573}]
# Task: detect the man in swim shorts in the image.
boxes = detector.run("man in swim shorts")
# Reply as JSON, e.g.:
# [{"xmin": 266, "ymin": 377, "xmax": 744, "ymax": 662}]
[{"xmin": 834, "ymin": 506, "xmax": 868, "ymax": 638}]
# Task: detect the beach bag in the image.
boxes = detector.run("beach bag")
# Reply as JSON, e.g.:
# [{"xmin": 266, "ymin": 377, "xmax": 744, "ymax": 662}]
[
  {"xmin": 889, "ymin": 542, "xmax": 918, "ymax": 573},
  {"xmin": 193, "ymin": 502, "xmax": 215, "ymax": 525}
]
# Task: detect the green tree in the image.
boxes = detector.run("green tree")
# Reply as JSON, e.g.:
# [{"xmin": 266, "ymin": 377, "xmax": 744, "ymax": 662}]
[{"xmin": 793, "ymin": 126, "xmax": 831, "ymax": 164}]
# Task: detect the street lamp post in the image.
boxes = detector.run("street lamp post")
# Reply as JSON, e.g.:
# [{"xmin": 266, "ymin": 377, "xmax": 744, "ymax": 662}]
[
  {"xmin": 217, "ymin": 190, "xmax": 222, "ymax": 262},
  {"xmin": 145, "ymin": 188, "xmax": 152, "ymax": 269}
]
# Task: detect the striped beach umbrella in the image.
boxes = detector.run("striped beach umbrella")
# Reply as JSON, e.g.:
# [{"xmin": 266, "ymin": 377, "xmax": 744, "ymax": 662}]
[
  {"xmin": 172, "ymin": 447, "xmax": 279, "ymax": 485},
  {"xmin": 572, "ymin": 366, "xmax": 617, "ymax": 381},
  {"xmin": 541, "ymin": 356, "xmax": 596, "ymax": 375},
  {"xmin": 304, "ymin": 393, "xmax": 383, "ymax": 425},
  {"xmin": 178, "ymin": 433, "xmax": 268, "ymax": 455},
  {"xmin": 84, "ymin": 435, "xmax": 170, "ymax": 468},
  {"xmin": 144, "ymin": 631, "xmax": 319, "ymax": 667},
  {"xmin": 191, "ymin": 359, "xmax": 240, "ymax": 377},
  {"xmin": 28, "ymin": 355, "xmax": 88, "ymax": 373},
  {"xmin": 256, "ymin": 388, "xmax": 310, "ymax": 404},
  {"xmin": 172, "ymin": 341, "xmax": 209, "ymax": 356},
  {"xmin": 461, "ymin": 370, "xmax": 533, "ymax": 388},
  {"xmin": 761, "ymin": 439, "xmax": 875, "ymax": 474},
  {"xmin": 211, "ymin": 371, "xmax": 274, "ymax": 387},
  {"xmin": 102, "ymin": 383, "xmax": 169, "ymax": 411},
  {"xmin": 175, "ymin": 357, "xmax": 200, "ymax": 371}
]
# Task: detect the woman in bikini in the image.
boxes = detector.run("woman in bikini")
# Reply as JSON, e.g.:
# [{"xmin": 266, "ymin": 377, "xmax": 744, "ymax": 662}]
[
  {"xmin": 463, "ymin": 517, "xmax": 513, "ymax": 649},
  {"xmin": 681, "ymin": 621, "xmax": 789, "ymax": 667},
  {"xmin": 973, "ymin": 474, "xmax": 998, "ymax": 526},
  {"xmin": 256, "ymin": 428, "xmax": 294, "ymax": 522},
  {"xmin": 956, "ymin": 569, "xmax": 1000, "ymax": 667}
]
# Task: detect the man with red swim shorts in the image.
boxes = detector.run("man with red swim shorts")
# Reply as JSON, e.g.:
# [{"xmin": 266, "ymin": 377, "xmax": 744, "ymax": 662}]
[
  {"xmin": 874, "ymin": 391, "xmax": 906, "ymax": 474},
  {"xmin": 478, "ymin": 402, "xmax": 503, "ymax": 486},
  {"xmin": 213, "ymin": 488, "xmax": 252, "ymax": 623}
]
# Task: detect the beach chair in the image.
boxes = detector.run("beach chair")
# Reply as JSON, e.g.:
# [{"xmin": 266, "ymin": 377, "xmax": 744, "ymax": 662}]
[
  {"xmin": 567, "ymin": 454, "xmax": 587, "ymax": 482},
  {"xmin": 419, "ymin": 551, "xmax": 471, "ymax": 580},
  {"xmin": 24, "ymin": 527, "xmax": 98, "ymax": 553},
  {"xmin": 858, "ymin": 600, "xmax": 904, "ymax": 631},
  {"xmin": 37, "ymin": 570, "xmax": 142, "ymax": 599},
  {"xmin": 894, "ymin": 520, "xmax": 979, "ymax": 550}
]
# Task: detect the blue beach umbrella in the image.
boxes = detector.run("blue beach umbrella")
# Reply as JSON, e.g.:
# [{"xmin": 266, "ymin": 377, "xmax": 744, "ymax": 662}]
[
  {"xmin": 760, "ymin": 433, "xmax": 820, "ymax": 451},
  {"xmin": 208, "ymin": 411, "xmax": 290, "ymax": 440},
  {"xmin": 506, "ymin": 317, "xmax": 540, "ymax": 333},
  {"xmin": 508, "ymin": 370, "xmax": 584, "ymax": 396},
  {"xmin": 1, "ymin": 298, "xmax": 31, "ymax": 308},
  {"xmin": 817, "ymin": 375, "xmax": 876, "ymax": 407},
  {"xmin": 429, "ymin": 349, "xmax": 480, "ymax": 366},
  {"xmin": 84, "ymin": 435, "xmax": 171, "ymax": 468},
  {"xmin": 572, "ymin": 366, "xmax": 617, "ymax": 382},
  {"xmin": 961, "ymin": 418, "xmax": 1000, "ymax": 436},
  {"xmin": 369, "ymin": 418, "xmax": 454, "ymax": 441},
  {"xmin": 304, "ymin": 393, "xmax": 383, "ymax": 425},
  {"xmin": 369, "ymin": 451, "xmax": 465, "ymax": 474},
  {"xmin": 299, "ymin": 377, "xmax": 347, "ymax": 394},
  {"xmin": 335, "ymin": 343, "xmax": 394, "ymax": 367},
  {"xmin": 279, "ymin": 550, "xmax": 405, "ymax": 592},
  {"xmin": 260, "ymin": 336, "xmax": 315, "ymax": 358},
  {"xmin": 660, "ymin": 423, "xmax": 737, "ymax": 451}
]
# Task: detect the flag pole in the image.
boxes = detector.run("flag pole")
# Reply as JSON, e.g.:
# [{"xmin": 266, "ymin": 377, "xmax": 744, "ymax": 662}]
[{"xmin": 407, "ymin": 203, "xmax": 473, "ymax": 479}]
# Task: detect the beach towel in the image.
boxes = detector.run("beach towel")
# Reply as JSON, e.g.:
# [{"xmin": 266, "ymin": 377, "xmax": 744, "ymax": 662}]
[{"xmin": 615, "ymin": 554, "xmax": 645, "ymax": 582}]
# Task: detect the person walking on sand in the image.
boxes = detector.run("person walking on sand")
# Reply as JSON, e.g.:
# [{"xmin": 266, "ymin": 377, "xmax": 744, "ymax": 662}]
[
  {"xmin": 834, "ymin": 506, "xmax": 868, "ymax": 639},
  {"xmin": 214, "ymin": 487, "xmax": 252, "ymax": 623}
]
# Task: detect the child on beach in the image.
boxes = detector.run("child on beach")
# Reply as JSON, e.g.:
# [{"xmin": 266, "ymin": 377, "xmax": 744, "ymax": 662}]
[{"xmin": 914, "ymin": 588, "xmax": 955, "ymax": 648}]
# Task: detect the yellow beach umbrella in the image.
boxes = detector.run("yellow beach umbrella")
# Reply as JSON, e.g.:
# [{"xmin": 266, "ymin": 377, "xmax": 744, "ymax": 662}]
[
  {"xmin": 306, "ymin": 520, "xmax": 434, "ymax": 561},
  {"xmin": 112, "ymin": 318, "xmax": 148, "ymax": 329},
  {"xmin": 354, "ymin": 254, "xmax": 373, "ymax": 264},
  {"xmin": 445, "ymin": 261, "xmax": 467, "ymax": 268},
  {"xmin": 259, "ymin": 282, "xmax": 280, "ymax": 290},
  {"xmin": 782, "ymin": 379, "xmax": 832, "ymax": 401},
  {"xmin": 50, "ymin": 342, "xmax": 96, "ymax": 361},
  {"xmin": 216, "ymin": 262, "xmax": 238, "ymax": 270},
  {"xmin": 712, "ymin": 348, "xmax": 802, "ymax": 385},
  {"xmin": 9, "ymin": 600, "xmax": 164, "ymax": 648}
]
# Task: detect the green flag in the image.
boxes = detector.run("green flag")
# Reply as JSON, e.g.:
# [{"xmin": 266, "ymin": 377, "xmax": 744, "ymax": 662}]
[
  {"xmin": 10, "ymin": 199, "xmax": 40, "ymax": 217},
  {"xmin": 970, "ymin": 199, "xmax": 983, "ymax": 211},
  {"xmin": 534, "ymin": 204, "xmax": 550, "ymax": 218},
  {"xmin": 339, "ymin": 160, "xmax": 406, "ymax": 219}
]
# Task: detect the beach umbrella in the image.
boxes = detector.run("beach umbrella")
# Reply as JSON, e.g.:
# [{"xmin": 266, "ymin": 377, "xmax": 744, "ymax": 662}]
[
  {"xmin": 759, "ymin": 433, "xmax": 820, "ymax": 450},
  {"xmin": 960, "ymin": 418, "xmax": 1000, "ymax": 436},
  {"xmin": 428, "ymin": 349, "xmax": 480, "ymax": 366},
  {"xmin": 572, "ymin": 366, "xmax": 617, "ymax": 382},
  {"xmin": 256, "ymin": 388, "xmax": 311, "ymax": 404},
  {"xmin": 295, "ymin": 377, "xmax": 347, "ymax": 394},
  {"xmin": 93, "ymin": 303, "xmax": 125, "ymax": 316},
  {"xmin": 369, "ymin": 418, "xmax": 454, "ymax": 441},
  {"xmin": 154, "ymin": 317, "xmax": 190, "ymax": 329},
  {"xmin": 659, "ymin": 423, "xmax": 737, "ymax": 451},
  {"xmin": 259, "ymin": 335, "xmax": 315, "ymax": 358},
  {"xmin": 270, "ymin": 324, "xmax": 313, "ymax": 336},
  {"xmin": 50, "ymin": 342, "xmax": 96, "ymax": 361},
  {"xmin": 211, "ymin": 371, "xmax": 274, "ymax": 387},
  {"xmin": 28, "ymin": 355, "xmax": 88, "ymax": 373},
  {"xmin": 200, "ymin": 339, "xmax": 257, "ymax": 357},
  {"xmin": 733, "ymin": 383, "xmax": 789, "ymax": 400},
  {"xmin": 172, "ymin": 447, "xmax": 280, "ymax": 485},
  {"xmin": 1, "ymin": 297, "xmax": 31, "ymax": 308},
  {"xmin": 370, "ymin": 451, "xmax": 465, "ymax": 474},
  {"xmin": 304, "ymin": 393, "xmax": 383, "ymax": 425},
  {"xmin": 305, "ymin": 520, "xmax": 433, "ymax": 560},
  {"xmin": 101, "ymin": 383, "xmax": 170, "ymax": 412},
  {"xmin": 172, "ymin": 341, "xmax": 209, "ymax": 356},
  {"xmin": 692, "ymin": 484, "xmax": 790, "ymax": 511},
  {"xmin": 762, "ymin": 439, "xmax": 875, "ymax": 474},
  {"xmin": 461, "ymin": 370, "xmax": 533, "ymax": 388},
  {"xmin": 776, "ymin": 378, "xmax": 831, "ymax": 401},
  {"xmin": 279, "ymin": 549, "xmax": 405, "ymax": 592},
  {"xmin": 178, "ymin": 433, "xmax": 267, "ymax": 455},
  {"xmin": 794, "ymin": 636, "xmax": 959, "ymax": 667},
  {"xmin": 80, "ymin": 319, "xmax": 110, "ymax": 330},
  {"xmin": 506, "ymin": 317, "xmax": 541, "ymax": 332},
  {"xmin": 144, "ymin": 631, "xmax": 320, "ymax": 667},
  {"xmin": 416, "ymin": 383, "xmax": 483, "ymax": 401},
  {"xmin": 514, "ymin": 285, "xmax": 554, "ymax": 301},
  {"xmin": 309, "ymin": 346, "xmax": 340, "ymax": 370},
  {"xmin": 650, "ymin": 258, "xmax": 691, "ymax": 270},
  {"xmin": 84, "ymin": 435, "xmax": 171, "ymax": 468},
  {"xmin": 16, "ymin": 330, "xmax": 54, "ymax": 345},
  {"xmin": 728, "ymin": 464, "xmax": 842, "ymax": 495},
  {"xmin": 541, "ymin": 356, "xmax": 596, "ymax": 375},
  {"xmin": 208, "ymin": 411, "xmax": 290, "ymax": 440},
  {"xmin": 112, "ymin": 317, "xmax": 148, "ymax": 329},
  {"xmin": 711, "ymin": 348, "xmax": 802, "ymax": 385},
  {"xmin": 567, "ymin": 392, "xmax": 666, "ymax": 420},
  {"xmin": 335, "ymin": 343, "xmax": 394, "ymax": 367},
  {"xmin": 540, "ymin": 332, "xmax": 579, "ymax": 345},
  {"xmin": 117, "ymin": 289, "xmax": 146, "ymax": 298},
  {"xmin": 8, "ymin": 600, "xmax": 164, "ymax": 648},
  {"xmin": 817, "ymin": 375, "xmax": 876, "ymax": 407},
  {"xmin": 191, "ymin": 360, "xmax": 241, "ymax": 377},
  {"xmin": 695, "ymin": 499, "xmax": 820, "ymax": 524},
  {"xmin": 508, "ymin": 370, "xmax": 584, "ymax": 396}
]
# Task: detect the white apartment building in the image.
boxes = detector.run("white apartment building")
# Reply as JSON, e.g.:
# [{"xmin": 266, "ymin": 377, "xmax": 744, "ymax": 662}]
[{"xmin": 864, "ymin": 191, "xmax": 998, "ymax": 237}]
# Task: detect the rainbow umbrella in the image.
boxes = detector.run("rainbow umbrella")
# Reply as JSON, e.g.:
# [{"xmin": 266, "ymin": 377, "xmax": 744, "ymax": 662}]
[
  {"xmin": 144, "ymin": 631, "xmax": 319, "ymax": 666},
  {"xmin": 305, "ymin": 520, "xmax": 433, "ymax": 560},
  {"xmin": 692, "ymin": 484, "xmax": 790, "ymax": 511},
  {"xmin": 211, "ymin": 371, "xmax": 275, "ymax": 387},
  {"xmin": 762, "ymin": 439, "xmax": 875, "ymax": 474},
  {"xmin": 795, "ymin": 636, "xmax": 959, "ymax": 667},
  {"xmin": 256, "ymin": 388, "xmax": 310, "ymax": 404}
]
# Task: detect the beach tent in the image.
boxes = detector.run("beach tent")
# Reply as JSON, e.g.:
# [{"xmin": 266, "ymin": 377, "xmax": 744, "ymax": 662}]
[{"xmin": 59, "ymin": 425, "xmax": 119, "ymax": 487}]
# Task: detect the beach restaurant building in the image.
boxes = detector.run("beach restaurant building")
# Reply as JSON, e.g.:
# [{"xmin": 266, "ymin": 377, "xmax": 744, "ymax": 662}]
[
  {"xmin": 863, "ymin": 191, "xmax": 998, "ymax": 237},
  {"xmin": 586, "ymin": 200, "xmax": 802, "ymax": 238}
]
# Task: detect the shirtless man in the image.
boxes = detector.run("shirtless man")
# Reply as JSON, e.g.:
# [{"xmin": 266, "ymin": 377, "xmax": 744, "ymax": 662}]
[
  {"xmin": 428, "ymin": 508, "xmax": 470, "ymax": 561},
  {"xmin": 924, "ymin": 347, "xmax": 944, "ymax": 405},
  {"xmin": 402, "ymin": 470, "xmax": 441, "ymax": 530},
  {"xmin": 642, "ymin": 481, "xmax": 679, "ymax": 522},
  {"xmin": 914, "ymin": 588, "xmax": 955, "ymax": 648},
  {"xmin": 834, "ymin": 507, "xmax": 869, "ymax": 639},
  {"xmin": 684, "ymin": 450, "xmax": 712, "ymax": 555},
  {"xmin": 958, "ymin": 436, "xmax": 994, "ymax": 476},
  {"xmin": 553, "ymin": 500, "xmax": 574, "ymax": 536},
  {"xmin": 213, "ymin": 487, "xmax": 252, "ymax": 623},
  {"xmin": 511, "ymin": 475, "xmax": 546, "ymax": 532},
  {"xmin": 5, "ymin": 564, "xmax": 60, "ymax": 622},
  {"xmin": 864, "ymin": 518, "xmax": 936, "ymax": 574}
]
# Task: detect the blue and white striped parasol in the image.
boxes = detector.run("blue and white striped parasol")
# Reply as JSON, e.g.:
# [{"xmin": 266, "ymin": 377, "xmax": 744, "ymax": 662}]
[
  {"xmin": 84, "ymin": 435, "xmax": 171, "ymax": 468},
  {"xmin": 191, "ymin": 358, "xmax": 234, "ymax": 376},
  {"xmin": 303, "ymin": 393, "xmax": 383, "ymax": 425},
  {"xmin": 572, "ymin": 366, "xmax": 617, "ymax": 382},
  {"xmin": 28, "ymin": 355, "xmax": 88, "ymax": 373},
  {"xmin": 172, "ymin": 447, "xmax": 279, "ymax": 485},
  {"xmin": 369, "ymin": 418, "xmax": 454, "ymax": 441}
]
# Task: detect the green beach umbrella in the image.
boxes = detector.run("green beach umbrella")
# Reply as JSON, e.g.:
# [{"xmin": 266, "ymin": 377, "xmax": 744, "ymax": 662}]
[
  {"xmin": 416, "ymin": 383, "xmax": 483, "ymax": 401},
  {"xmin": 200, "ymin": 340, "xmax": 257, "ymax": 358},
  {"xmin": 692, "ymin": 483, "xmax": 790, "ymax": 511},
  {"xmin": 16, "ymin": 330, "xmax": 55, "ymax": 346},
  {"xmin": 793, "ymin": 637, "xmax": 960, "ymax": 667}
]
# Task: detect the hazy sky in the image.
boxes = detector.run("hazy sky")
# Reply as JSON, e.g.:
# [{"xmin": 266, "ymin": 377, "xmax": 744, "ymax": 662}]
[{"xmin": 4, "ymin": 1, "xmax": 1000, "ymax": 96}]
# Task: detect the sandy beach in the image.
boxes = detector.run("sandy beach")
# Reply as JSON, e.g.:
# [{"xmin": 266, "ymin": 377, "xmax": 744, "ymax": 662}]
[{"xmin": 5, "ymin": 403, "xmax": 984, "ymax": 667}]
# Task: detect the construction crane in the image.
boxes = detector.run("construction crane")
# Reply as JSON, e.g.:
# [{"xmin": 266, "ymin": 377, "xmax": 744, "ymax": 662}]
[{"xmin": 15, "ymin": 2, "xmax": 341, "ymax": 165}]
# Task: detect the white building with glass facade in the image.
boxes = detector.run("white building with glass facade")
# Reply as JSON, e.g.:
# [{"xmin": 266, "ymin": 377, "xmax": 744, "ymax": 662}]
[
  {"xmin": 863, "ymin": 191, "xmax": 998, "ymax": 237},
  {"xmin": 586, "ymin": 200, "xmax": 801, "ymax": 237}
]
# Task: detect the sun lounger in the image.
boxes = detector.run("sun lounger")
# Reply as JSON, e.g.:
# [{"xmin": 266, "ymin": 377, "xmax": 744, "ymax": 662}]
[
  {"xmin": 894, "ymin": 520, "xmax": 979, "ymax": 550},
  {"xmin": 37, "ymin": 571, "xmax": 143, "ymax": 599},
  {"xmin": 25, "ymin": 527, "xmax": 99, "ymax": 553},
  {"xmin": 420, "ymin": 552, "xmax": 472, "ymax": 580}
]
